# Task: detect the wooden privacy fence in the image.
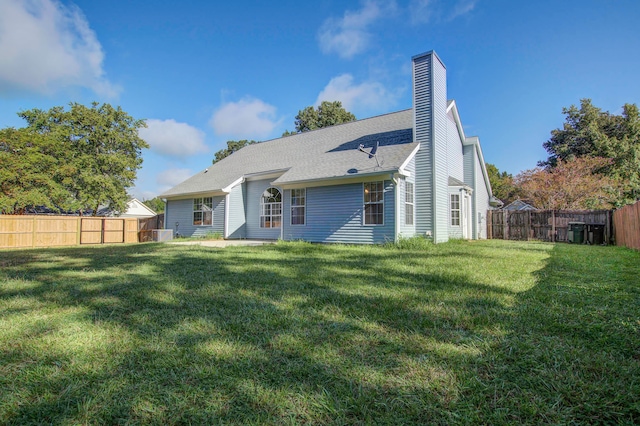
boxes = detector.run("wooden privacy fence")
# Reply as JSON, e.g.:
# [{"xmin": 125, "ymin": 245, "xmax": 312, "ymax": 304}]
[
  {"xmin": 487, "ymin": 209, "xmax": 613, "ymax": 244},
  {"xmin": 138, "ymin": 214, "xmax": 168, "ymax": 242},
  {"xmin": 0, "ymin": 215, "xmax": 138, "ymax": 249},
  {"xmin": 138, "ymin": 214, "xmax": 164, "ymax": 232},
  {"xmin": 613, "ymin": 201, "xmax": 640, "ymax": 250}
]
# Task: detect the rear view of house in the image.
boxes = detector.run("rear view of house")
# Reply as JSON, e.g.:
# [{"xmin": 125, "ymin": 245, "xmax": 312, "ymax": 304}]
[{"xmin": 161, "ymin": 50, "xmax": 495, "ymax": 243}]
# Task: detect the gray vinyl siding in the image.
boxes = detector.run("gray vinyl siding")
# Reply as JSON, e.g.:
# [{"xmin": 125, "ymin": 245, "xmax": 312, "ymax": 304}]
[
  {"xmin": 463, "ymin": 145, "xmax": 474, "ymax": 186},
  {"xmin": 165, "ymin": 196, "xmax": 225, "ymax": 237},
  {"xmin": 475, "ymin": 153, "xmax": 489, "ymax": 239},
  {"xmin": 464, "ymin": 144, "xmax": 478, "ymax": 239},
  {"xmin": 432, "ymin": 55, "xmax": 449, "ymax": 243},
  {"xmin": 282, "ymin": 181, "xmax": 395, "ymax": 244},
  {"xmin": 226, "ymin": 183, "xmax": 247, "ymax": 239},
  {"xmin": 246, "ymin": 178, "xmax": 282, "ymax": 240},
  {"xmin": 398, "ymin": 157, "xmax": 416, "ymax": 238},
  {"xmin": 413, "ymin": 51, "xmax": 449, "ymax": 243},
  {"xmin": 447, "ymin": 113, "xmax": 464, "ymax": 182},
  {"xmin": 413, "ymin": 53, "xmax": 434, "ymax": 238}
]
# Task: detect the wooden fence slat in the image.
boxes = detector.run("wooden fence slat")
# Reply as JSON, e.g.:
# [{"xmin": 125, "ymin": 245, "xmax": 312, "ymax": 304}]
[{"xmin": 613, "ymin": 201, "xmax": 640, "ymax": 250}]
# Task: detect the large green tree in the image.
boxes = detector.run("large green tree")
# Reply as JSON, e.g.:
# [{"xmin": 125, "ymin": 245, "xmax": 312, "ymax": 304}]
[
  {"xmin": 18, "ymin": 102, "xmax": 148, "ymax": 215},
  {"xmin": 0, "ymin": 128, "xmax": 73, "ymax": 214},
  {"xmin": 485, "ymin": 163, "xmax": 518, "ymax": 203},
  {"xmin": 541, "ymin": 99, "xmax": 640, "ymax": 204},
  {"xmin": 212, "ymin": 139, "xmax": 257, "ymax": 164},
  {"xmin": 283, "ymin": 101, "xmax": 356, "ymax": 135},
  {"xmin": 142, "ymin": 197, "xmax": 165, "ymax": 213}
]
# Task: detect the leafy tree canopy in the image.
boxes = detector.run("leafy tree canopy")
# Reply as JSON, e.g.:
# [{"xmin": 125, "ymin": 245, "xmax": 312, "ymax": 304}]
[
  {"xmin": 212, "ymin": 139, "xmax": 257, "ymax": 164},
  {"xmin": 16, "ymin": 102, "xmax": 148, "ymax": 215},
  {"xmin": 142, "ymin": 197, "xmax": 165, "ymax": 213},
  {"xmin": 284, "ymin": 101, "xmax": 356, "ymax": 135},
  {"xmin": 485, "ymin": 163, "xmax": 518, "ymax": 203},
  {"xmin": 541, "ymin": 99, "xmax": 640, "ymax": 204},
  {"xmin": 515, "ymin": 157, "xmax": 622, "ymax": 210},
  {"xmin": 0, "ymin": 128, "xmax": 72, "ymax": 214}
]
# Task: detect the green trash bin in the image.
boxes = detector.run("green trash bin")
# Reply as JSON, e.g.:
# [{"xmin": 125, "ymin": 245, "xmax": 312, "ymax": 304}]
[{"xmin": 568, "ymin": 222, "xmax": 585, "ymax": 244}]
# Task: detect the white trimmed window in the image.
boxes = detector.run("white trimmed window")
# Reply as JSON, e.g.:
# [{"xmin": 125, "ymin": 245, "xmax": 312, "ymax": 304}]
[
  {"xmin": 290, "ymin": 188, "xmax": 306, "ymax": 226},
  {"xmin": 451, "ymin": 193, "xmax": 460, "ymax": 226},
  {"xmin": 260, "ymin": 187, "xmax": 282, "ymax": 228},
  {"xmin": 193, "ymin": 197, "xmax": 213, "ymax": 226},
  {"xmin": 405, "ymin": 181, "xmax": 414, "ymax": 226},
  {"xmin": 364, "ymin": 181, "xmax": 384, "ymax": 225}
]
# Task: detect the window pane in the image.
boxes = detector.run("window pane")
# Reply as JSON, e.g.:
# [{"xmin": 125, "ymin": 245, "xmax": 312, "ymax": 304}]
[
  {"xmin": 405, "ymin": 182, "xmax": 414, "ymax": 203},
  {"xmin": 203, "ymin": 211, "xmax": 212, "ymax": 226},
  {"xmin": 405, "ymin": 204, "xmax": 414, "ymax": 225},
  {"xmin": 365, "ymin": 203, "xmax": 383, "ymax": 225},
  {"xmin": 193, "ymin": 211, "xmax": 202, "ymax": 225},
  {"xmin": 204, "ymin": 197, "xmax": 213, "ymax": 209},
  {"xmin": 291, "ymin": 206, "xmax": 305, "ymax": 225}
]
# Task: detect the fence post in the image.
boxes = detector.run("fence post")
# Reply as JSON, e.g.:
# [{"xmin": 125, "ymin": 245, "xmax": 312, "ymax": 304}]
[
  {"xmin": 551, "ymin": 210, "xmax": 556, "ymax": 243},
  {"xmin": 76, "ymin": 217, "xmax": 81, "ymax": 245},
  {"xmin": 503, "ymin": 210, "xmax": 509, "ymax": 240},
  {"xmin": 31, "ymin": 216, "xmax": 36, "ymax": 247}
]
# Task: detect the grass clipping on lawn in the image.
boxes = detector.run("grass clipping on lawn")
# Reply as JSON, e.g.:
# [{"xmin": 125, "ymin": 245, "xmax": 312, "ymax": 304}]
[{"xmin": 0, "ymin": 240, "xmax": 638, "ymax": 424}]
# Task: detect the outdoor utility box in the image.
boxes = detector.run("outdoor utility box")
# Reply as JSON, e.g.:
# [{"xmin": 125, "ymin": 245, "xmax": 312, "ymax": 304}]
[
  {"xmin": 152, "ymin": 229, "xmax": 173, "ymax": 242},
  {"xmin": 586, "ymin": 224, "xmax": 605, "ymax": 245},
  {"xmin": 567, "ymin": 222, "xmax": 586, "ymax": 244}
]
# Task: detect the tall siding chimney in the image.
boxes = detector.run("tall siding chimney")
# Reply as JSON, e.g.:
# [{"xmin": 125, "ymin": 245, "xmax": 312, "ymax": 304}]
[{"xmin": 412, "ymin": 51, "xmax": 449, "ymax": 243}]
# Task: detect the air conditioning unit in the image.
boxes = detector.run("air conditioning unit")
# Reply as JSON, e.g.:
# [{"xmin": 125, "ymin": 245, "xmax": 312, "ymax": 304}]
[{"xmin": 152, "ymin": 229, "xmax": 173, "ymax": 242}]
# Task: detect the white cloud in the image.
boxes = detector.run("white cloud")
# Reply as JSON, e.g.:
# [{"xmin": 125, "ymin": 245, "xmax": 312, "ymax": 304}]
[
  {"xmin": 317, "ymin": 1, "xmax": 395, "ymax": 59},
  {"xmin": 449, "ymin": 0, "xmax": 477, "ymax": 20},
  {"xmin": 408, "ymin": 0, "xmax": 477, "ymax": 25},
  {"xmin": 316, "ymin": 74, "xmax": 399, "ymax": 114},
  {"xmin": 0, "ymin": 0, "xmax": 119, "ymax": 97},
  {"xmin": 140, "ymin": 119, "xmax": 208, "ymax": 158},
  {"xmin": 210, "ymin": 97, "xmax": 282, "ymax": 139},
  {"xmin": 156, "ymin": 168, "xmax": 193, "ymax": 188}
]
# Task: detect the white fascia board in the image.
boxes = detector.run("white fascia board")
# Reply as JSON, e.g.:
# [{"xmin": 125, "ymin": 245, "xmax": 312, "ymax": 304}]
[
  {"xmin": 465, "ymin": 136, "xmax": 493, "ymax": 197},
  {"xmin": 163, "ymin": 190, "xmax": 228, "ymax": 201},
  {"xmin": 447, "ymin": 100, "xmax": 467, "ymax": 143},
  {"xmin": 398, "ymin": 143, "xmax": 420, "ymax": 178},
  {"xmin": 221, "ymin": 176, "xmax": 245, "ymax": 193}
]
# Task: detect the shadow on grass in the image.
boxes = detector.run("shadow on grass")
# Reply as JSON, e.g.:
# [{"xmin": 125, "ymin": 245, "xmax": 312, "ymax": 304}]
[
  {"xmin": 2, "ymin": 241, "xmax": 636, "ymax": 424},
  {"xmin": 462, "ymin": 243, "xmax": 640, "ymax": 424}
]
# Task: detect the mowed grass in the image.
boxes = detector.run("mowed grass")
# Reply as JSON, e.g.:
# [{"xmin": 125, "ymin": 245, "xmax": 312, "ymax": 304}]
[{"xmin": 0, "ymin": 239, "xmax": 638, "ymax": 425}]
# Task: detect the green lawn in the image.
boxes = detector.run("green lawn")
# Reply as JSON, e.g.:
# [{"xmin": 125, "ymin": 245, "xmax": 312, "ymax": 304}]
[{"xmin": 0, "ymin": 239, "xmax": 638, "ymax": 425}]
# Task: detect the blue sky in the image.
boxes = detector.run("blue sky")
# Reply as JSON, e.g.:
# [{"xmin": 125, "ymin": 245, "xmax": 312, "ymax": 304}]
[{"xmin": 1, "ymin": 0, "xmax": 639, "ymax": 200}]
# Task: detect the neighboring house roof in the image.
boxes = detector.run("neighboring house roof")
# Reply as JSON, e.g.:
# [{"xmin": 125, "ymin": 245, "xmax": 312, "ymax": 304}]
[
  {"xmin": 118, "ymin": 198, "xmax": 158, "ymax": 218},
  {"xmin": 161, "ymin": 110, "xmax": 419, "ymax": 198},
  {"xmin": 503, "ymin": 199, "xmax": 538, "ymax": 211}
]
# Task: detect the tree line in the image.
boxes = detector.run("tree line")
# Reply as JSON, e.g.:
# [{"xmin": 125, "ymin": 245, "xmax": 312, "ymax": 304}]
[{"xmin": 488, "ymin": 99, "xmax": 640, "ymax": 210}]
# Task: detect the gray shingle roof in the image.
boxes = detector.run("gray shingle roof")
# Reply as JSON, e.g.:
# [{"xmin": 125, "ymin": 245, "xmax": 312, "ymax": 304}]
[{"xmin": 161, "ymin": 109, "xmax": 417, "ymax": 198}]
